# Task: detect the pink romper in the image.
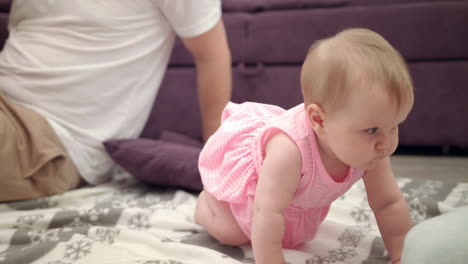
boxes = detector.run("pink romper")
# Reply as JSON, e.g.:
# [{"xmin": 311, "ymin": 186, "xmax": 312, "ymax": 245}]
[{"xmin": 199, "ymin": 102, "xmax": 365, "ymax": 248}]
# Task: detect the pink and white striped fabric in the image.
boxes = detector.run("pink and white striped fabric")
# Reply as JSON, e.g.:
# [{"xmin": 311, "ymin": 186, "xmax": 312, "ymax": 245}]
[{"xmin": 199, "ymin": 102, "xmax": 365, "ymax": 248}]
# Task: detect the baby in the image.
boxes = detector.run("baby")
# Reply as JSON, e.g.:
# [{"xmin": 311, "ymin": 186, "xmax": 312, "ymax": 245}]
[{"xmin": 195, "ymin": 28, "xmax": 413, "ymax": 264}]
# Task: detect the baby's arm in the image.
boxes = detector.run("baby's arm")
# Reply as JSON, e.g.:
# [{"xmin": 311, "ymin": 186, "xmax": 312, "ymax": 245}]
[
  {"xmin": 252, "ymin": 132, "xmax": 302, "ymax": 264},
  {"xmin": 362, "ymin": 158, "xmax": 411, "ymax": 263}
]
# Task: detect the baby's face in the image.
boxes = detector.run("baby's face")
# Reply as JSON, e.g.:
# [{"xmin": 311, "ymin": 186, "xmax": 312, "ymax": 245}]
[{"xmin": 320, "ymin": 82, "xmax": 411, "ymax": 170}]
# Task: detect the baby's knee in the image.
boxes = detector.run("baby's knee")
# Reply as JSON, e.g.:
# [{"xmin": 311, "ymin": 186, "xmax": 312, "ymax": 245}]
[
  {"xmin": 211, "ymin": 227, "xmax": 249, "ymax": 246},
  {"xmin": 194, "ymin": 191, "xmax": 209, "ymax": 225}
]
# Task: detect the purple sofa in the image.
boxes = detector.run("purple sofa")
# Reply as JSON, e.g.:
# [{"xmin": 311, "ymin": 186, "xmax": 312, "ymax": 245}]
[
  {"xmin": 0, "ymin": 0, "xmax": 467, "ymax": 149},
  {"xmin": 142, "ymin": 0, "xmax": 468, "ymax": 151}
]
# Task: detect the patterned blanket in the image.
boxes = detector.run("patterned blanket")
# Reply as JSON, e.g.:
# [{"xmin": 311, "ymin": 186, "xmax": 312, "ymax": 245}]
[{"xmin": 0, "ymin": 169, "xmax": 467, "ymax": 264}]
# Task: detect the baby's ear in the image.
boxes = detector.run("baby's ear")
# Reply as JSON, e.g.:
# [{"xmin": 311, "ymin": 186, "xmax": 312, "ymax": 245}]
[{"xmin": 306, "ymin": 103, "xmax": 325, "ymax": 135}]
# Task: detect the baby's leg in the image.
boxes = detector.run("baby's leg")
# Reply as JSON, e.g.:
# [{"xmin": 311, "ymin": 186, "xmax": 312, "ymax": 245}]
[{"xmin": 195, "ymin": 190, "xmax": 249, "ymax": 245}]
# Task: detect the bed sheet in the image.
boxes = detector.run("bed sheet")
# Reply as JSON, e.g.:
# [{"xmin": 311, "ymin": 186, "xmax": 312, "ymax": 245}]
[{"xmin": 0, "ymin": 168, "xmax": 467, "ymax": 264}]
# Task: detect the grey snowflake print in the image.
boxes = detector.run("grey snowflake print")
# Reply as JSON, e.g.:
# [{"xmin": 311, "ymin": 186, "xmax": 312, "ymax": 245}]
[
  {"xmin": 38, "ymin": 197, "xmax": 60, "ymax": 209},
  {"xmin": 112, "ymin": 196, "xmax": 138, "ymax": 209},
  {"xmin": 143, "ymin": 194, "xmax": 161, "ymax": 205},
  {"xmin": 128, "ymin": 213, "xmax": 150, "ymax": 230},
  {"xmin": 338, "ymin": 228, "xmax": 365, "ymax": 247},
  {"xmin": 94, "ymin": 227, "xmax": 120, "ymax": 244},
  {"xmin": 407, "ymin": 197, "xmax": 426, "ymax": 224},
  {"xmin": 410, "ymin": 181, "xmax": 443, "ymax": 199},
  {"xmin": 67, "ymin": 217, "xmax": 91, "ymax": 228},
  {"xmin": 14, "ymin": 214, "xmax": 44, "ymax": 230},
  {"xmin": 350, "ymin": 206, "xmax": 371, "ymax": 223},
  {"xmin": 27, "ymin": 229, "xmax": 60, "ymax": 245},
  {"xmin": 78, "ymin": 208, "xmax": 110, "ymax": 222},
  {"xmin": 64, "ymin": 239, "xmax": 93, "ymax": 261},
  {"xmin": 46, "ymin": 261, "xmax": 69, "ymax": 264},
  {"xmin": 137, "ymin": 260, "xmax": 183, "ymax": 264},
  {"xmin": 328, "ymin": 248, "xmax": 357, "ymax": 262},
  {"xmin": 150, "ymin": 200, "xmax": 179, "ymax": 211},
  {"xmin": 306, "ymin": 255, "xmax": 330, "ymax": 264}
]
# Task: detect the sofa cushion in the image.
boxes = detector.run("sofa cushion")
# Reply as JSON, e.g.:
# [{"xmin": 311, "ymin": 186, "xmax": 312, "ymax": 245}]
[
  {"xmin": 222, "ymin": 0, "xmax": 347, "ymax": 12},
  {"xmin": 140, "ymin": 65, "xmax": 303, "ymax": 141},
  {"xmin": 0, "ymin": 13, "xmax": 8, "ymax": 50},
  {"xmin": 400, "ymin": 62, "xmax": 468, "ymax": 146},
  {"xmin": 142, "ymin": 60, "xmax": 468, "ymax": 147},
  {"xmin": 221, "ymin": 0, "xmax": 457, "ymax": 12},
  {"xmin": 168, "ymin": 13, "xmax": 249, "ymax": 66},
  {"xmin": 0, "ymin": 0, "xmax": 11, "ymax": 13},
  {"xmin": 245, "ymin": 2, "xmax": 468, "ymax": 63},
  {"xmin": 349, "ymin": 0, "xmax": 462, "ymax": 6},
  {"xmin": 141, "ymin": 68, "xmax": 202, "ymax": 140}
]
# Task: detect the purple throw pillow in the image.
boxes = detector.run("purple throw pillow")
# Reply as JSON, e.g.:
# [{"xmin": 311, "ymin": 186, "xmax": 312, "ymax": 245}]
[
  {"xmin": 160, "ymin": 130, "xmax": 203, "ymax": 148},
  {"xmin": 104, "ymin": 134, "xmax": 203, "ymax": 192}
]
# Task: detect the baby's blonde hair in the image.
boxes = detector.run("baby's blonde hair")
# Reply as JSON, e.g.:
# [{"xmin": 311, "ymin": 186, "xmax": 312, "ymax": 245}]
[{"xmin": 300, "ymin": 28, "xmax": 414, "ymax": 114}]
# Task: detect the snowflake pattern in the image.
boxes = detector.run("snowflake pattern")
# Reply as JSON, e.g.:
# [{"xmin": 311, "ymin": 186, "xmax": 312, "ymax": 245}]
[
  {"xmin": 65, "ymin": 208, "xmax": 111, "ymax": 228},
  {"xmin": 67, "ymin": 217, "xmax": 91, "ymax": 228},
  {"xmin": 411, "ymin": 181, "xmax": 443, "ymax": 198},
  {"xmin": 149, "ymin": 200, "xmax": 179, "ymax": 211},
  {"xmin": 112, "ymin": 196, "xmax": 138, "ymax": 209},
  {"xmin": 27, "ymin": 229, "xmax": 60, "ymax": 245},
  {"xmin": 1, "ymin": 175, "xmax": 462, "ymax": 264},
  {"xmin": 46, "ymin": 261, "xmax": 68, "ymax": 264},
  {"xmin": 64, "ymin": 239, "xmax": 93, "ymax": 261},
  {"xmin": 78, "ymin": 208, "xmax": 110, "ymax": 222},
  {"xmin": 142, "ymin": 194, "xmax": 161, "ymax": 205},
  {"xmin": 14, "ymin": 214, "xmax": 44, "ymax": 230},
  {"xmin": 407, "ymin": 197, "xmax": 426, "ymax": 224},
  {"xmin": 94, "ymin": 227, "xmax": 120, "ymax": 244},
  {"xmin": 137, "ymin": 261, "xmax": 183, "ymax": 264},
  {"xmin": 338, "ymin": 228, "xmax": 365, "ymax": 247},
  {"xmin": 350, "ymin": 206, "xmax": 371, "ymax": 224},
  {"xmin": 328, "ymin": 248, "xmax": 357, "ymax": 262},
  {"xmin": 37, "ymin": 197, "xmax": 59, "ymax": 209},
  {"xmin": 306, "ymin": 255, "xmax": 330, "ymax": 264},
  {"xmin": 128, "ymin": 213, "xmax": 150, "ymax": 230}
]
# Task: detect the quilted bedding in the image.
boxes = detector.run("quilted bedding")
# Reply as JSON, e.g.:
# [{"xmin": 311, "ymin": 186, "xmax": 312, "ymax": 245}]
[{"xmin": 0, "ymin": 168, "xmax": 467, "ymax": 264}]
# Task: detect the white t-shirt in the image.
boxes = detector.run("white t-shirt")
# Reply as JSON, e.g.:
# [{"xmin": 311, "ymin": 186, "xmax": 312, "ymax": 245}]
[{"xmin": 0, "ymin": 0, "xmax": 221, "ymax": 184}]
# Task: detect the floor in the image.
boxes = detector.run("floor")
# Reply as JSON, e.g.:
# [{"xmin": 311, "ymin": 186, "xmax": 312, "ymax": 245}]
[{"xmin": 391, "ymin": 155, "xmax": 468, "ymax": 183}]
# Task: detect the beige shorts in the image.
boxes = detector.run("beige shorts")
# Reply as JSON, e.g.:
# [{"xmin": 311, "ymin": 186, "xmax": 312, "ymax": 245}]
[{"xmin": 0, "ymin": 93, "xmax": 81, "ymax": 202}]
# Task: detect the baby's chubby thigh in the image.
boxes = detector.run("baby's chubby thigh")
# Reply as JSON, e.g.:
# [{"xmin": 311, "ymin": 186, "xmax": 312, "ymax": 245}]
[{"xmin": 195, "ymin": 191, "xmax": 250, "ymax": 246}]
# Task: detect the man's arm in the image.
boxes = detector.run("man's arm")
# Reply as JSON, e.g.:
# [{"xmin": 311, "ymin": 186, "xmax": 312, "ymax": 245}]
[
  {"xmin": 181, "ymin": 20, "xmax": 231, "ymax": 141},
  {"xmin": 362, "ymin": 158, "xmax": 412, "ymax": 263}
]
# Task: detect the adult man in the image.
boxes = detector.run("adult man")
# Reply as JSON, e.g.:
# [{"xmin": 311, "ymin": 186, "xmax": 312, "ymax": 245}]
[{"xmin": 0, "ymin": 0, "xmax": 231, "ymax": 201}]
